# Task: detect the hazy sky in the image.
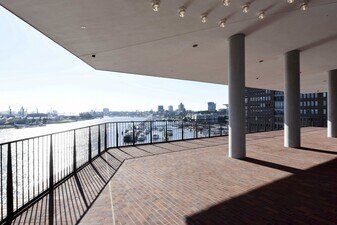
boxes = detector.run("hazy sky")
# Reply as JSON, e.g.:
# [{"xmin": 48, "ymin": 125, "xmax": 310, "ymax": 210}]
[{"xmin": 0, "ymin": 6, "xmax": 228, "ymax": 114}]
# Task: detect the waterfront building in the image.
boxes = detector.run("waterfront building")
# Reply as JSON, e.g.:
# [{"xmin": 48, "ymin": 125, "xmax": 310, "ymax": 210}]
[
  {"xmin": 245, "ymin": 88, "xmax": 327, "ymax": 129},
  {"xmin": 103, "ymin": 108, "xmax": 110, "ymax": 116},
  {"xmin": 157, "ymin": 105, "xmax": 164, "ymax": 114},
  {"xmin": 168, "ymin": 105, "xmax": 174, "ymax": 112},
  {"xmin": 207, "ymin": 102, "xmax": 216, "ymax": 112},
  {"xmin": 177, "ymin": 103, "xmax": 186, "ymax": 114},
  {"xmin": 18, "ymin": 106, "xmax": 26, "ymax": 117}
]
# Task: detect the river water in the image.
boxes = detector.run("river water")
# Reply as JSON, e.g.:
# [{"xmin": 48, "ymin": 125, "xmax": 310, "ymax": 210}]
[{"xmin": 0, "ymin": 116, "xmax": 146, "ymax": 144}]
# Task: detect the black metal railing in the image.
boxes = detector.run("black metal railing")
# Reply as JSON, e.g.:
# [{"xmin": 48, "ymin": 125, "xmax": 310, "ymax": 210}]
[
  {"xmin": 0, "ymin": 119, "xmax": 229, "ymax": 223},
  {"xmin": 0, "ymin": 116, "xmax": 325, "ymax": 223}
]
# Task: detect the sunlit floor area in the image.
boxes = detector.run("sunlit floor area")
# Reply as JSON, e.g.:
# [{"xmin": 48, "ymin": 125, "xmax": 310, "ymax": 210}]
[{"xmin": 12, "ymin": 128, "xmax": 337, "ymax": 225}]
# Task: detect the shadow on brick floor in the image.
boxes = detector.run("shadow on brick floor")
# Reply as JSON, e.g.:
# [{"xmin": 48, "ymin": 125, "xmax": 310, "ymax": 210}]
[
  {"xmin": 185, "ymin": 157, "xmax": 337, "ymax": 225},
  {"xmin": 10, "ymin": 151, "xmax": 123, "ymax": 225},
  {"xmin": 9, "ymin": 137, "xmax": 224, "ymax": 225}
]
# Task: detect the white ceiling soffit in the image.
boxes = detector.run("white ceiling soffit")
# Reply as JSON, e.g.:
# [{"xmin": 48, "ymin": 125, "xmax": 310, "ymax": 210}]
[{"xmin": 1, "ymin": 0, "xmax": 337, "ymax": 93}]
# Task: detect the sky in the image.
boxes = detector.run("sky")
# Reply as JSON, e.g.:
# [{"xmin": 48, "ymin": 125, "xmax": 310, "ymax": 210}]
[{"xmin": 0, "ymin": 6, "xmax": 228, "ymax": 114}]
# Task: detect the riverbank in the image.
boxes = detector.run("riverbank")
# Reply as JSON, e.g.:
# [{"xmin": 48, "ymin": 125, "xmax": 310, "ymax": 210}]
[{"xmin": 0, "ymin": 119, "xmax": 78, "ymax": 130}]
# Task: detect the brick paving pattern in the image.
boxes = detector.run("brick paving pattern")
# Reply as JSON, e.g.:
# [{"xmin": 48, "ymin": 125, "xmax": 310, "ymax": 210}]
[{"xmin": 10, "ymin": 128, "xmax": 337, "ymax": 224}]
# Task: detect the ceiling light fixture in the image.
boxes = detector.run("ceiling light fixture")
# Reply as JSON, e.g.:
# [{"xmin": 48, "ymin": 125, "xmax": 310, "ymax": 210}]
[
  {"xmin": 300, "ymin": 2, "xmax": 307, "ymax": 11},
  {"xmin": 81, "ymin": 25, "xmax": 86, "ymax": 29},
  {"xmin": 219, "ymin": 19, "xmax": 227, "ymax": 28},
  {"xmin": 223, "ymin": 0, "xmax": 230, "ymax": 7},
  {"xmin": 152, "ymin": 0, "xmax": 160, "ymax": 12},
  {"xmin": 201, "ymin": 14, "xmax": 208, "ymax": 23},
  {"xmin": 287, "ymin": 0, "xmax": 295, "ymax": 3},
  {"xmin": 179, "ymin": 7, "xmax": 186, "ymax": 17},
  {"xmin": 258, "ymin": 11, "xmax": 265, "ymax": 20},
  {"xmin": 242, "ymin": 3, "xmax": 250, "ymax": 13}
]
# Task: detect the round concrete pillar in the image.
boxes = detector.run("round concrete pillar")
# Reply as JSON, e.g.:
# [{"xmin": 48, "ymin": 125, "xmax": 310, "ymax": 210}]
[
  {"xmin": 284, "ymin": 50, "xmax": 301, "ymax": 148},
  {"xmin": 228, "ymin": 34, "xmax": 246, "ymax": 159},
  {"xmin": 328, "ymin": 69, "xmax": 337, "ymax": 138}
]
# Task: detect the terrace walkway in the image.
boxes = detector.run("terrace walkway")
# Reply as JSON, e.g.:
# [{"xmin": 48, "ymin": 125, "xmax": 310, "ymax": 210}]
[{"xmin": 10, "ymin": 127, "xmax": 337, "ymax": 225}]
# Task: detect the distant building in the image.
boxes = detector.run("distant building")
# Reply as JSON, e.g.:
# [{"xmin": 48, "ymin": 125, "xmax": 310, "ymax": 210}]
[
  {"xmin": 218, "ymin": 108, "xmax": 228, "ymax": 116},
  {"xmin": 274, "ymin": 91, "xmax": 327, "ymax": 128},
  {"xmin": 168, "ymin": 105, "xmax": 174, "ymax": 112},
  {"xmin": 178, "ymin": 103, "xmax": 186, "ymax": 114},
  {"xmin": 208, "ymin": 102, "xmax": 216, "ymax": 111},
  {"xmin": 19, "ymin": 106, "xmax": 25, "ymax": 117},
  {"xmin": 157, "ymin": 105, "xmax": 164, "ymax": 113},
  {"xmin": 245, "ymin": 87, "xmax": 327, "ymax": 130},
  {"xmin": 27, "ymin": 113, "xmax": 48, "ymax": 119},
  {"xmin": 103, "ymin": 108, "xmax": 110, "ymax": 116}
]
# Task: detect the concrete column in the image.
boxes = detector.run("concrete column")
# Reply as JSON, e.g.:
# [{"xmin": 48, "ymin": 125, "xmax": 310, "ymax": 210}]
[
  {"xmin": 328, "ymin": 69, "xmax": 337, "ymax": 138},
  {"xmin": 284, "ymin": 50, "xmax": 301, "ymax": 148},
  {"xmin": 228, "ymin": 34, "xmax": 246, "ymax": 159}
]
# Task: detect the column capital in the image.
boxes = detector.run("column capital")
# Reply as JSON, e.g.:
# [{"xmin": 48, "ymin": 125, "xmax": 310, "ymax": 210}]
[{"xmin": 228, "ymin": 33, "xmax": 246, "ymax": 41}]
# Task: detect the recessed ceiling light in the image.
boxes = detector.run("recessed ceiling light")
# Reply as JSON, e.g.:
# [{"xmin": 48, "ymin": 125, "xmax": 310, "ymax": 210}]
[
  {"xmin": 179, "ymin": 7, "xmax": 186, "ymax": 18},
  {"xmin": 242, "ymin": 3, "xmax": 250, "ymax": 13},
  {"xmin": 152, "ymin": 1, "xmax": 160, "ymax": 12},
  {"xmin": 219, "ymin": 19, "xmax": 227, "ymax": 28},
  {"xmin": 287, "ymin": 0, "xmax": 295, "ymax": 3},
  {"xmin": 201, "ymin": 14, "xmax": 207, "ymax": 23},
  {"xmin": 81, "ymin": 25, "xmax": 86, "ymax": 29},
  {"xmin": 258, "ymin": 11, "xmax": 265, "ymax": 20},
  {"xmin": 223, "ymin": 0, "xmax": 230, "ymax": 7},
  {"xmin": 300, "ymin": 2, "xmax": 307, "ymax": 11}
]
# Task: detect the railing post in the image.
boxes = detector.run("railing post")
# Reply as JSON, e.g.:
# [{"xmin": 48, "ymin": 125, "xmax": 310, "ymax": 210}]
[
  {"xmin": 150, "ymin": 121, "xmax": 153, "ymax": 144},
  {"xmin": 49, "ymin": 135, "xmax": 54, "ymax": 189},
  {"xmin": 256, "ymin": 118, "xmax": 258, "ymax": 133},
  {"xmin": 88, "ymin": 127, "xmax": 92, "ymax": 161},
  {"xmin": 182, "ymin": 121, "xmax": 184, "ymax": 140},
  {"xmin": 264, "ymin": 117, "xmax": 267, "ymax": 132},
  {"xmin": 104, "ymin": 123, "xmax": 108, "ymax": 150},
  {"xmin": 49, "ymin": 135, "xmax": 54, "ymax": 225},
  {"xmin": 6, "ymin": 143, "xmax": 13, "ymax": 224},
  {"xmin": 220, "ymin": 122, "xmax": 223, "ymax": 136},
  {"xmin": 98, "ymin": 125, "xmax": 101, "ymax": 155},
  {"xmin": 195, "ymin": 120, "xmax": 198, "ymax": 139},
  {"xmin": 132, "ymin": 122, "xmax": 135, "ymax": 146},
  {"xmin": 165, "ymin": 121, "xmax": 168, "ymax": 142},
  {"xmin": 73, "ymin": 130, "xmax": 76, "ymax": 173},
  {"xmin": 116, "ymin": 123, "xmax": 119, "ymax": 148},
  {"xmin": 208, "ymin": 120, "xmax": 211, "ymax": 138}
]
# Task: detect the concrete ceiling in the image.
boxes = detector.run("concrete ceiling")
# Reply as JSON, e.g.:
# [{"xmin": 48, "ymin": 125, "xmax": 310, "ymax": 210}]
[{"xmin": 1, "ymin": 0, "xmax": 337, "ymax": 92}]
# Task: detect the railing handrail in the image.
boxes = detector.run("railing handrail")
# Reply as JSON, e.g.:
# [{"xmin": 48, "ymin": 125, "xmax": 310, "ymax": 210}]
[{"xmin": 0, "ymin": 116, "xmax": 324, "ymax": 146}]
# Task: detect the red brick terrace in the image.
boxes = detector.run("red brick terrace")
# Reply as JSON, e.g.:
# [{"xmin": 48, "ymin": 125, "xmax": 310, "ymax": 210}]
[{"xmin": 12, "ymin": 128, "xmax": 337, "ymax": 225}]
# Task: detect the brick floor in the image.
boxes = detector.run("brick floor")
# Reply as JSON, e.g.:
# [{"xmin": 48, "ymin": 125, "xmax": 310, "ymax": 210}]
[{"xmin": 11, "ymin": 128, "xmax": 337, "ymax": 224}]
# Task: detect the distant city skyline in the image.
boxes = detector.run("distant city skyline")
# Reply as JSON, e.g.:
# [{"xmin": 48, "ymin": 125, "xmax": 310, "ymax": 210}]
[
  {"xmin": 2, "ymin": 101, "xmax": 224, "ymax": 115},
  {"xmin": 0, "ymin": 6, "xmax": 228, "ymax": 114}
]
